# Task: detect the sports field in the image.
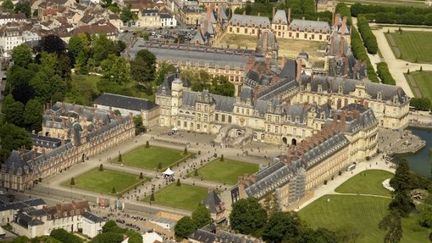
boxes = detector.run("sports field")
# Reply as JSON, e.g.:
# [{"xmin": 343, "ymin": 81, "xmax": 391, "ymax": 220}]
[
  {"xmin": 405, "ymin": 71, "xmax": 432, "ymax": 100},
  {"xmin": 117, "ymin": 145, "xmax": 190, "ymax": 170},
  {"xmin": 335, "ymin": 170, "xmax": 393, "ymax": 196},
  {"xmin": 299, "ymin": 170, "xmax": 431, "ymax": 243},
  {"xmin": 63, "ymin": 168, "xmax": 146, "ymax": 195},
  {"xmin": 145, "ymin": 184, "xmax": 208, "ymax": 211},
  {"xmin": 192, "ymin": 159, "xmax": 259, "ymax": 185},
  {"xmin": 386, "ymin": 31, "xmax": 432, "ymax": 63}
]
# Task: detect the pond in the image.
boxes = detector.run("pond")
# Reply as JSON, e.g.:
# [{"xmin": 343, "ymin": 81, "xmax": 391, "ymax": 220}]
[{"xmin": 395, "ymin": 127, "xmax": 432, "ymax": 178}]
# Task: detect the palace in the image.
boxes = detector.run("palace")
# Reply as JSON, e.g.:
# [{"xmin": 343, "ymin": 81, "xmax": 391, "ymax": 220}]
[
  {"xmin": 231, "ymin": 103, "xmax": 378, "ymax": 210},
  {"xmin": 0, "ymin": 102, "xmax": 135, "ymax": 191}
]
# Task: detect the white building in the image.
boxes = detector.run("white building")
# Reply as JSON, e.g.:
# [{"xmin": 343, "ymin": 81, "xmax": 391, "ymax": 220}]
[
  {"xmin": 0, "ymin": 13, "xmax": 26, "ymax": 26},
  {"xmin": 142, "ymin": 231, "xmax": 163, "ymax": 243},
  {"xmin": 0, "ymin": 23, "xmax": 40, "ymax": 54},
  {"xmin": 160, "ymin": 13, "xmax": 177, "ymax": 27},
  {"xmin": 81, "ymin": 212, "xmax": 105, "ymax": 238}
]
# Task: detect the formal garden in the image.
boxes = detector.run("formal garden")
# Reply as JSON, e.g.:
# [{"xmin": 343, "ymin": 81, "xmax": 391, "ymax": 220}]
[
  {"xmin": 385, "ymin": 31, "xmax": 432, "ymax": 64},
  {"xmin": 405, "ymin": 71, "xmax": 432, "ymax": 102},
  {"xmin": 144, "ymin": 183, "xmax": 208, "ymax": 211},
  {"xmin": 299, "ymin": 169, "xmax": 431, "ymax": 243},
  {"xmin": 62, "ymin": 167, "xmax": 148, "ymax": 196},
  {"xmin": 190, "ymin": 157, "xmax": 259, "ymax": 185},
  {"xmin": 116, "ymin": 144, "xmax": 192, "ymax": 171}
]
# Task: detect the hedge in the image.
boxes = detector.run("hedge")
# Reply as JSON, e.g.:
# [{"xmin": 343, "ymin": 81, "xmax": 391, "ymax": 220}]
[
  {"xmin": 351, "ymin": 26, "xmax": 379, "ymax": 82},
  {"xmin": 410, "ymin": 97, "xmax": 431, "ymax": 111},
  {"xmin": 357, "ymin": 16, "xmax": 378, "ymax": 54},
  {"xmin": 376, "ymin": 62, "xmax": 396, "ymax": 85}
]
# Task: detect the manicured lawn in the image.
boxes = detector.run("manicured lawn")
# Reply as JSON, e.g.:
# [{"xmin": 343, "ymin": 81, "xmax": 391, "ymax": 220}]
[
  {"xmin": 145, "ymin": 184, "xmax": 208, "ymax": 211},
  {"xmin": 386, "ymin": 31, "xmax": 432, "ymax": 63},
  {"xmin": 405, "ymin": 71, "xmax": 432, "ymax": 100},
  {"xmin": 118, "ymin": 145, "xmax": 190, "ymax": 170},
  {"xmin": 335, "ymin": 170, "xmax": 394, "ymax": 196},
  {"xmin": 299, "ymin": 195, "xmax": 390, "ymax": 243},
  {"xmin": 62, "ymin": 168, "xmax": 147, "ymax": 195},
  {"xmin": 192, "ymin": 159, "xmax": 259, "ymax": 185}
]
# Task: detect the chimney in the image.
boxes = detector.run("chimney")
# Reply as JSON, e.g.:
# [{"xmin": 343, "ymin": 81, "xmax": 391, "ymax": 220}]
[
  {"xmin": 295, "ymin": 59, "xmax": 302, "ymax": 81},
  {"xmin": 272, "ymin": 7, "xmax": 276, "ymax": 17},
  {"xmin": 243, "ymin": 10, "xmax": 246, "ymax": 15},
  {"xmin": 288, "ymin": 8, "xmax": 291, "ymax": 23},
  {"xmin": 258, "ymin": 12, "xmax": 260, "ymax": 16},
  {"xmin": 334, "ymin": 13, "xmax": 340, "ymax": 27}
]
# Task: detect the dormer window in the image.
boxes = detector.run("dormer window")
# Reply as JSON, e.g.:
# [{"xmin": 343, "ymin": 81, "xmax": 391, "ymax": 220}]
[
  {"xmin": 377, "ymin": 91, "xmax": 382, "ymax": 100},
  {"xmin": 338, "ymin": 84, "xmax": 343, "ymax": 94},
  {"xmin": 318, "ymin": 84, "xmax": 322, "ymax": 93}
]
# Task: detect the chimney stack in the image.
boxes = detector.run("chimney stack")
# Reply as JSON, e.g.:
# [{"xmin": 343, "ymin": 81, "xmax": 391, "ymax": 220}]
[
  {"xmin": 243, "ymin": 10, "xmax": 246, "ymax": 15},
  {"xmin": 288, "ymin": 8, "xmax": 291, "ymax": 23},
  {"xmin": 272, "ymin": 7, "xmax": 276, "ymax": 17},
  {"xmin": 258, "ymin": 12, "xmax": 260, "ymax": 16}
]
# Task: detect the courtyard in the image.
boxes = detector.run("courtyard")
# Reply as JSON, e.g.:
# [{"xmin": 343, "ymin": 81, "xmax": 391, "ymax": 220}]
[
  {"xmin": 144, "ymin": 184, "xmax": 208, "ymax": 211},
  {"xmin": 385, "ymin": 31, "xmax": 432, "ymax": 64},
  {"xmin": 62, "ymin": 168, "xmax": 147, "ymax": 196},
  {"xmin": 405, "ymin": 71, "xmax": 432, "ymax": 100},
  {"xmin": 299, "ymin": 170, "xmax": 431, "ymax": 243},
  {"xmin": 117, "ymin": 145, "xmax": 191, "ymax": 170},
  {"xmin": 191, "ymin": 158, "xmax": 259, "ymax": 185}
]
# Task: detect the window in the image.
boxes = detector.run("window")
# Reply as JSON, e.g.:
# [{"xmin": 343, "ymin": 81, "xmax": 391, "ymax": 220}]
[
  {"xmin": 215, "ymin": 113, "xmax": 219, "ymax": 121},
  {"xmin": 228, "ymin": 116, "xmax": 232, "ymax": 123},
  {"xmin": 222, "ymin": 114, "xmax": 225, "ymax": 122}
]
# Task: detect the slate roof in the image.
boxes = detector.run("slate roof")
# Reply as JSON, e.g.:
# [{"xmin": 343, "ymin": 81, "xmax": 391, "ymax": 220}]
[
  {"xmin": 289, "ymin": 19, "xmax": 330, "ymax": 33},
  {"xmin": 272, "ymin": 10, "xmax": 288, "ymax": 24},
  {"xmin": 203, "ymin": 191, "xmax": 222, "ymax": 214},
  {"xmin": 82, "ymin": 211, "xmax": 104, "ymax": 223},
  {"xmin": 190, "ymin": 224, "xmax": 262, "ymax": 243},
  {"xmin": 94, "ymin": 93, "xmax": 158, "ymax": 111},
  {"xmin": 181, "ymin": 91, "xmax": 235, "ymax": 112},
  {"xmin": 300, "ymin": 75, "xmax": 409, "ymax": 104},
  {"xmin": 0, "ymin": 198, "xmax": 46, "ymax": 212},
  {"xmin": 230, "ymin": 14, "xmax": 270, "ymax": 28},
  {"xmin": 31, "ymin": 134, "xmax": 62, "ymax": 149},
  {"xmin": 16, "ymin": 213, "xmax": 44, "ymax": 227}
]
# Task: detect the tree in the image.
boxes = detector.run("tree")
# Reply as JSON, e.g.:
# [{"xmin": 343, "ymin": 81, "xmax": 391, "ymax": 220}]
[
  {"xmin": 155, "ymin": 62, "xmax": 176, "ymax": 85},
  {"xmin": 262, "ymin": 212, "xmax": 301, "ymax": 242},
  {"xmin": 23, "ymin": 99, "xmax": 43, "ymax": 132},
  {"xmin": 176, "ymin": 178, "xmax": 181, "ymax": 186},
  {"xmin": 91, "ymin": 232, "xmax": 124, "ymax": 243},
  {"xmin": 157, "ymin": 162, "xmax": 162, "ymax": 170},
  {"xmin": 2, "ymin": 95, "xmax": 24, "ymax": 126},
  {"xmin": 14, "ymin": 1, "xmax": 31, "ymax": 18},
  {"xmin": 194, "ymin": 169, "xmax": 198, "ymax": 176},
  {"xmin": 92, "ymin": 34, "xmax": 118, "ymax": 64},
  {"xmin": 133, "ymin": 115, "xmax": 145, "ymax": 135},
  {"xmin": 120, "ymin": 6, "xmax": 134, "ymax": 23},
  {"xmin": 220, "ymin": 154, "xmax": 224, "ymax": 161},
  {"xmin": 410, "ymin": 97, "xmax": 431, "ymax": 111},
  {"xmin": 145, "ymin": 141, "xmax": 150, "ymax": 148},
  {"xmin": 68, "ymin": 34, "xmax": 90, "ymax": 60},
  {"xmin": 420, "ymin": 66, "xmax": 423, "ymax": 72},
  {"xmin": 99, "ymin": 164, "xmax": 104, "ymax": 171},
  {"xmin": 0, "ymin": 123, "xmax": 32, "ymax": 162},
  {"xmin": 389, "ymin": 191, "xmax": 415, "ymax": 217},
  {"xmin": 379, "ymin": 210, "xmax": 403, "ymax": 243},
  {"xmin": 150, "ymin": 192, "xmax": 155, "ymax": 201},
  {"xmin": 184, "ymin": 147, "xmax": 188, "ymax": 155},
  {"xmin": 1, "ymin": 0, "xmax": 14, "ymax": 11},
  {"xmin": 111, "ymin": 186, "xmax": 116, "ymax": 194},
  {"xmin": 118, "ymin": 153, "xmax": 122, "ymax": 162},
  {"xmin": 100, "ymin": 55, "xmax": 131, "ymax": 86},
  {"xmin": 418, "ymin": 203, "xmax": 432, "ymax": 228},
  {"xmin": 11, "ymin": 44, "xmax": 32, "ymax": 67},
  {"xmin": 139, "ymin": 172, "xmax": 144, "ymax": 179},
  {"xmin": 192, "ymin": 204, "xmax": 212, "ymax": 228},
  {"xmin": 131, "ymin": 49, "xmax": 156, "ymax": 83},
  {"xmin": 50, "ymin": 228, "xmax": 83, "ymax": 243},
  {"xmin": 39, "ymin": 35, "xmax": 66, "ymax": 54},
  {"xmin": 390, "ymin": 160, "xmax": 414, "ymax": 192},
  {"xmin": 229, "ymin": 198, "xmax": 267, "ymax": 235},
  {"xmin": 174, "ymin": 216, "xmax": 197, "ymax": 239},
  {"xmin": 70, "ymin": 177, "xmax": 75, "ymax": 186}
]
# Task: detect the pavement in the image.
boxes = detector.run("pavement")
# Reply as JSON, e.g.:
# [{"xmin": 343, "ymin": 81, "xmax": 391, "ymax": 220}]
[{"xmin": 371, "ymin": 25, "xmax": 432, "ymax": 98}]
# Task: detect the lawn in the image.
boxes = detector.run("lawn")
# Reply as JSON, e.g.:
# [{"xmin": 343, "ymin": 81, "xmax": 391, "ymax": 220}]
[
  {"xmin": 145, "ymin": 184, "xmax": 208, "ymax": 211},
  {"xmin": 214, "ymin": 34, "xmax": 257, "ymax": 50},
  {"xmin": 299, "ymin": 169, "xmax": 431, "ymax": 243},
  {"xmin": 192, "ymin": 159, "xmax": 259, "ymax": 185},
  {"xmin": 405, "ymin": 71, "xmax": 432, "ymax": 100},
  {"xmin": 386, "ymin": 31, "xmax": 432, "ymax": 63},
  {"xmin": 335, "ymin": 169, "xmax": 394, "ymax": 196},
  {"xmin": 117, "ymin": 145, "xmax": 190, "ymax": 170},
  {"xmin": 62, "ymin": 168, "xmax": 147, "ymax": 195}
]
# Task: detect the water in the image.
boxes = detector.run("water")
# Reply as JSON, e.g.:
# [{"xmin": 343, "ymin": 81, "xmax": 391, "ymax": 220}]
[{"xmin": 396, "ymin": 127, "xmax": 432, "ymax": 178}]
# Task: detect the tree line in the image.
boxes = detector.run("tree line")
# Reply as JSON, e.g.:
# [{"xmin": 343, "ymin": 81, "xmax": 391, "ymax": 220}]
[
  {"xmin": 351, "ymin": 3, "xmax": 432, "ymax": 26},
  {"xmin": 350, "ymin": 26, "xmax": 379, "ymax": 83},
  {"xmin": 357, "ymin": 16, "xmax": 378, "ymax": 55},
  {"xmin": 376, "ymin": 62, "xmax": 396, "ymax": 85}
]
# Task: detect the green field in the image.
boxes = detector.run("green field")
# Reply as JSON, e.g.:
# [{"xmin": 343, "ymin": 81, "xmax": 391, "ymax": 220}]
[
  {"xmin": 118, "ymin": 145, "xmax": 190, "ymax": 170},
  {"xmin": 63, "ymin": 168, "xmax": 146, "ymax": 195},
  {"xmin": 386, "ymin": 31, "xmax": 432, "ymax": 64},
  {"xmin": 192, "ymin": 159, "xmax": 259, "ymax": 185},
  {"xmin": 145, "ymin": 184, "xmax": 208, "ymax": 211},
  {"xmin": 299, "ymin": 170, "xmax": 431, "ymax": 243},
  {"xmin": 335, "ymin": 170, "xmax": 393, "ymax": 196},
  {"xmin": 405, "ymin": 71, "xmax": 432, "ymax": 100},
  {"xmin": 340, "ymin": 0, "xmax": 425, "ymax": 7}
]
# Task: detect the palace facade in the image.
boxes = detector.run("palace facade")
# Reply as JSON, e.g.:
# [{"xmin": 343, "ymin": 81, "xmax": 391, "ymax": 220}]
[{"xmin": 0, "ymin": 102, "xmax": 135, "ymax": 191}]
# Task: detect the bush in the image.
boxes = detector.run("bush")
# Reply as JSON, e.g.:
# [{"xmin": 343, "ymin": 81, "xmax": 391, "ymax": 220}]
[
  {"xmin": 357, "ymin": 16, "xmax": 378, "ymax": 54},
  {"xmin": 99, "ymin": 164, "xmax": 103, "ymax": 171},
  {"xmin": 410, "ymin": 97, "xmax": 431, "ymax": 111},
  {"xmin": 145, "ymin": 141, "xmax": 150, "ymax": 148},
  {"xmin": 376, "ymin": 62, "xmax": 396, "ymax": 85},
  {"xmin": 50, "ymin": 229, "xmax": 83, "ymax": 243}
]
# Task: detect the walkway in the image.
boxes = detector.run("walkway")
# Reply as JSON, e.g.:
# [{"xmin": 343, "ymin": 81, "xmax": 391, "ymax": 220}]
[
  {"xmin": 295, "ymin": 155, "xmax": 395, "ymax": 211},
  {"xmin": 371, "ymin": 26, "xmax": 432, "ymax": 97}
]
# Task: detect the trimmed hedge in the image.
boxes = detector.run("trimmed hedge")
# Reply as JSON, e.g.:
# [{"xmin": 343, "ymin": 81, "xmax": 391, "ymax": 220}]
[
  {"xmin": 376, "ymin": 62, "xmax": 395, "ymax": 85},
  {"xmin": 410, "ymin": 97, "xmax": 431, "ymax": 111},
  {"xmin": 351, "ymin": 3, "xmax": 432, "ymax": 26},
  {"xmin": 351, "ymin": 26, "xmax": 379, "ymax": 82},
  {"xmin": 357, "ymin": 16, "xmax": 378, "ymax": 54}
]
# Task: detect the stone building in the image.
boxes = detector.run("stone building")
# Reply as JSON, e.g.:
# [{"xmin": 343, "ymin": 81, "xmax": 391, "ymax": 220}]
[
  {"xmin": 231, "ymin": 104, "xmax": 378, "ymax": 210},
  {"xmin": 0, "ymin": 102, "xmax": 135, "ymax": 191}
]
